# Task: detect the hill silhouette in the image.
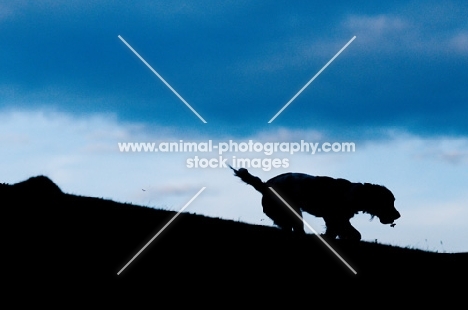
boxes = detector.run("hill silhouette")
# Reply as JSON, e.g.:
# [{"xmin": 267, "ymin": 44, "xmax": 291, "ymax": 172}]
[{"xmin": 2, "ymin": 175, "xmax": 467, "ymax": 293}]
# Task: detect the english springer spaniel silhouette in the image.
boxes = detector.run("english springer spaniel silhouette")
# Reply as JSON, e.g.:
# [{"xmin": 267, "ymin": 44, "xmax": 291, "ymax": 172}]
[{"xmin": 230, "ymin": 167, "xmax": 400, "ymax": 241}]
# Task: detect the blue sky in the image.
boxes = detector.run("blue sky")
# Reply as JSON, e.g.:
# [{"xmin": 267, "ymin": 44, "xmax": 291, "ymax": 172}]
[{"xmin": 1, "ymin": 1, "xmax": 467, "ymax": 252}]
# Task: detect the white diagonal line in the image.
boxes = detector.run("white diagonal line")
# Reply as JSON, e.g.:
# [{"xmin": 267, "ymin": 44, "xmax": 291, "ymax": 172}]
[
  {"xmin": 117, "ymin": 187, "xmax": 206, "ymax": 275},
  {"xmin": 268, "ymin": 187, "xmax": 357, "ymax": 275},
  {"xmin": 268, "ymin": 36, "xmax": 356, "ymax": 123},
  {"xmin": 118, "ymin": 35, "xmax": 207, "ymax": 124}
]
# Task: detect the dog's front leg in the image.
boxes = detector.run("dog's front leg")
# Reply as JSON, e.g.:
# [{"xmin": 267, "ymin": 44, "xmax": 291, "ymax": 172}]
[
  {"xmin": 323, "ymin": 216, "xmax": 339, "ymax": 239},
  {"xmin": 337, "ymin": 221, "xmax": 361, "ymax": 241}
]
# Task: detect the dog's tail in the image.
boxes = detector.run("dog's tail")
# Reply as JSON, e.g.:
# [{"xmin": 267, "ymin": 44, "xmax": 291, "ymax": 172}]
[{"xmin": 229, "ymin": 165, "xmax": 267, "ymax": 194}]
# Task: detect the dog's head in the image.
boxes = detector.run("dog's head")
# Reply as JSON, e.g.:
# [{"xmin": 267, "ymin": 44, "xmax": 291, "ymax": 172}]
[{"xmin": 349, "ymin": 183, "xmax": 401, "ymax": 226}]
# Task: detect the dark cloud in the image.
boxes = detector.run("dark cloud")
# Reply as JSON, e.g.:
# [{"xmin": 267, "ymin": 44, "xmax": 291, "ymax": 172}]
[{"xmin": 1, "ymin": 1, "xmax": 467, "ymax": 138}]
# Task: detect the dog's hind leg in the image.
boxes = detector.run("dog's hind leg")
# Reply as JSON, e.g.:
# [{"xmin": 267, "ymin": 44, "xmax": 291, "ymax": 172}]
[
  {"xmin": 262, "ymin": 194, "xmax": 305, "ymax": 234},
  {"xmin": 291, "ymin": 210, "xmax": 305, "ymax": 235}
]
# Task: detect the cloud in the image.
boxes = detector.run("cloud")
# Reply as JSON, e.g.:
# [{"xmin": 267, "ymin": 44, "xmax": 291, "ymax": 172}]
[
  {"xmin": 1, "ymin": 108, "xmax": 467, "ymax": 251},
  {"xmin": 342, "ymin": 12, "xmax": 468, "ymax": 56},
  {"xmin": 0, "ymin": 2, "xmax": 16, "ymax": 21},
  {"xmin": 345, "ymin": 14, "xmax": 408, "ymax": 36},
  {"xmin": 439, "ymin": 150, "xmax": 468, "ymax": 165},
  {"xmin": 450, "ymin": 32, "xmax": 468, "ymax": 54},
  {"xmin": 1, "ymin": 1, "xmax": 467, "ymax": 138},
  {"xmin": 409, "ymin": 137, "xmax": 468, "ymax": 165},
  {"xmin": 341, "ymin": 14, "xmax": 423, "ymax": 54},
  {"xmin": 250, "ymin": 127, "xmax": 324, "ymax": 143},
  {"xmin": 237, "ymin": 13, "xmax": 412, "ymax": 73}
]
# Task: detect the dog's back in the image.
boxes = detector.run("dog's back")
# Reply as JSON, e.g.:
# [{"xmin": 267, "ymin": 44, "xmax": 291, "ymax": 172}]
[{"xmin": 266, "ymin": 173, "xmax": 354, "ymax": 217}]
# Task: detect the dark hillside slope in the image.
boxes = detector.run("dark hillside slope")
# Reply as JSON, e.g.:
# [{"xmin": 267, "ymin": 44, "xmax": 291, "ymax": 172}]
[{"xmin": 2, "ymin": 176, "xmax": 466, "ymax": 292}]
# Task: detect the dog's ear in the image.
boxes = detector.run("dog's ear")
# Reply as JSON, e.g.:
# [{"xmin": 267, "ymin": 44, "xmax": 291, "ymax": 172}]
[
  {"xmin": 345, "ymin": 183, "xmax": 364, "ymax": 204},
  {"xmin": 345, "ymin": 183, "xmax": 376, "ymax": 203}
]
